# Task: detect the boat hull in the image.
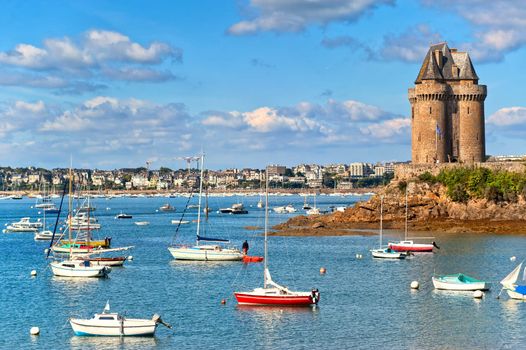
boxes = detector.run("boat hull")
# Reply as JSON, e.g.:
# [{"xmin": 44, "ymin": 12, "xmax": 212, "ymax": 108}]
[
  {"xmin": 168, "ymin": 246, "xmax": 243, "ymax": 261},
  {"xmin": 50, "ymin": 261, "xmax": 110, "ymax": 278},
  {"xmin": 70, "ymin": 319, "xmax": 157, "ymax": 336},
  {"xmin": 371, "ymin": 249, "xmax": 406, "ymax": 259},
  {"xmin": 432, "ymin": 276, "xmax": 490, "ymax": 291},
  {"xmin": 506, "ymin": 289, "xmax": 526, "ymax": 300},
  {"xmin": 388, "ymin": 242, "xmax": 434, "ymax": 252},
  {"xmin": 234, "ymin": 292, "xmax": 316, "ymax": 306},
  {"xmin": 85, "ymin": 257, "xmax": 126, "ymax": 267}
]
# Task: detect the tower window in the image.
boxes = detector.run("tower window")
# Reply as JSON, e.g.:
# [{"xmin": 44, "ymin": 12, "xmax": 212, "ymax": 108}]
[
  {"xmin": 467, "ymin": 107, "xmax": 470, "ymax": 115},
  {"xmin": 477, "ymin": 133, "xmax": 479, "ymax": 141},
  {"xmin": 418, "ymin": 133, "xmax": 421, "ymax": 141},
  {"xmin": 429, "ymin": 107, "xmax": 432, "ymax": 114}
]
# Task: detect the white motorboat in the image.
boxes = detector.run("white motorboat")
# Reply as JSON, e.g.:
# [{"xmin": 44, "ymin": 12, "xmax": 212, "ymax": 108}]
[
  {"xmin": 70, "ymin": 302, "xmax": 172, "ymax": 336},
  {"xmin": 168, "ymin": 154, "xmax": 243, "ymax": 262},
  {"xmin": 432, "ymin": 274, "xmax": 490, "ymax": 291},
  {"xmin": 171, "ymin": 220, "xmax": 190, "ymax": 224},
  {"xmin": 50, "ymin": 259, "xmax": 111, "ymax": 278},
  {"xmin": 305, "ymin": 208, "xmax": 320, "ymax": 216},
  {"xmin": 273, "ymin": 206, "xmax": 287, "ymax": 214},
  {"xmin": 34, "ymin": 230, "xmax": 62, "ymax": 241},
  {"xmin": 7, "ymin": 217, "xmax": 43, "ymax": 230},
  {"xmin": 134, "ymin": 221, "xmax": 150, "ymax": 226}
]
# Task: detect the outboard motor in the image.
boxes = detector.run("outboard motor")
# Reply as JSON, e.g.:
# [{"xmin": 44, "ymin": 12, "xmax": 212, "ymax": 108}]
[
  {"xmin": 432, "ymin": 241, "xmax": 440, "ymax": 249},
  {"xmin": 311, "ymin": 289, "xmax": 320, "ymax": 305},
  {"xmin": 152, "ymin": 314, "xmax": 173, "ymax": 330}
]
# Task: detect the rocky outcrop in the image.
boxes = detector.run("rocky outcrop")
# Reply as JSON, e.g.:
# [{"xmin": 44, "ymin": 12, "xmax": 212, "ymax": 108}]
[{"xmin": 274, "ymin": 180, "xmax": 526, "ymax": 235}]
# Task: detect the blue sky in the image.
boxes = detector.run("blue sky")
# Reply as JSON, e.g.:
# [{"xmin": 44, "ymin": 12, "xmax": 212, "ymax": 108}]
[{"xmin": 0, "ymin": 0, "xmax": 525, "ymax": 169}]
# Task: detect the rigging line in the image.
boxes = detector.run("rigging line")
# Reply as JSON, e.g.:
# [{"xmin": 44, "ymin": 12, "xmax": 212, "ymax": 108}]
[
  {"xmin": 170, "ymin": 186, "xmax": 195, "ymax": 245},
  {"xmin": 47, "ymin": 181, "xmax": 68, "ymax": 258}
]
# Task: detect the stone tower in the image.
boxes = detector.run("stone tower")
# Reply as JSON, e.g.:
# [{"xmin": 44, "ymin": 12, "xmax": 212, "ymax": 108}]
[{"xmin": 409, "ymin": 43, "xmax": 486, "ymax": 164}]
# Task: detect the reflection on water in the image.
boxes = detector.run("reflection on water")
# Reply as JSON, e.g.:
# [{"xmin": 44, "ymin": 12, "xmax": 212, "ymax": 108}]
[{"xmin": 69, "ymin": 335, "xmax": 158, "ymax": 350}]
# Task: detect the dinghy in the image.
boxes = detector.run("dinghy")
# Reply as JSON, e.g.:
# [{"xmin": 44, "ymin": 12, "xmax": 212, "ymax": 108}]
[
  {"xmin": 432, "ymin": 273, "xmax": 490, "ymax": 291},
  {"xmin": 370, "ymin": 196, "xmax": 407, "ymax": 259}
]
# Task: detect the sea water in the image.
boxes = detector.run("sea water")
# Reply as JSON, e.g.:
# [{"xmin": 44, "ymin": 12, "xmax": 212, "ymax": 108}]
[{"xmin": 0, "ymin": 194, "xmax": 525, "ymax": 349}]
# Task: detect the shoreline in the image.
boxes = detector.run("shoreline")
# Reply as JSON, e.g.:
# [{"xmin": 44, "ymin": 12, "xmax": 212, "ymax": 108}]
[{"xmin": 271, "ymin": 217, "xmax": 526, "ymax": 236}]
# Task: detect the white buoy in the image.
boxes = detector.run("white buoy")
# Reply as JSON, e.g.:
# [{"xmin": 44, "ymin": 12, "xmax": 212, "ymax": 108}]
[
  {"xmin": 510, "ymin": 256, "xmax": 516, "ymax": 262},
  {"xmin": 155, "ymin": 210, "xmax": 159, "ymax": 212},
  {"xmin": 410, "ymin": 281, "xmax": 419, "ymax": 289},
  {"xmin": 473, "ymin": 290, "xmax": 483, "ymax": 299},
  {"xmin": 44, "ymin": 249, "xmax": 49, "ymax": 255},
  {"xmin": 30, "ymin": 270, "xmax": 37, "ymax": 277},
  {"xmin": 127, "ymin": 256, "xmax": 134, "ymax": 261},
  {"xmin": 30, "ymin": 327, "xmax": 40, "ymax": 335}
]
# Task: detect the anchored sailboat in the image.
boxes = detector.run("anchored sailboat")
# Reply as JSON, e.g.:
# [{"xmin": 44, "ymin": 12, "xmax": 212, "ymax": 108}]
[
  {"xmin": 388, "ymin": 189, "xmax": 438, "ymax": 253},
  {"xmin": 370, "ymin": 196, "xmax": 406, "ymax": 259},
  {"xmin": 168, "ymin": 154, "xmax": 243, "ymax": 261},
  {"xmin": 500, "ymin": 262, "xmax": 526, "ymax": 300},
  {"xmin": 234, "ymin": 176, "xmax": 320, "ymax": 306}
]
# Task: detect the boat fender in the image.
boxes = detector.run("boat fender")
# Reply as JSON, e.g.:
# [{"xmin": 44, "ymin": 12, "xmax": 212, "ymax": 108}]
[{"xmin": 311, "ymin": 289, "xmax": 320, "ymax": 304}]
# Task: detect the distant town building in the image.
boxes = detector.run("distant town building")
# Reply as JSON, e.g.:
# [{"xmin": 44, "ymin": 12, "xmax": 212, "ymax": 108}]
[
  {"xmin": 266, "ymin": 165, "xmax": 287, "ymax": 177},
  {"xmin": 409, "ymin": 42, "xmax": 486, "ymax": 164}
]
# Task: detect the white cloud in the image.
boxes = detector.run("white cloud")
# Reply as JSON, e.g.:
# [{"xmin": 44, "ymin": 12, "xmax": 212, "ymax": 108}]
[
  {"xmin": 421, "ymin": 0, "xmax": 526, "ymax": 62},
  {"xmin": 359, "ymin": 117, "xmax": 410, "ymax": 140},
  {"xmin": 228, "ymin": 0, "xmax": 393, "ymax": 35},
  {"xmin": 487, "ymin": 107, "xmax": 526, "ymax": 126},
  {"xmin": 0, "ymin": 29, "xmax": 182, "ymax": 93},
  {"xmin": 379, "ymin": 25, "xmax": 443, "ymax": 62}
]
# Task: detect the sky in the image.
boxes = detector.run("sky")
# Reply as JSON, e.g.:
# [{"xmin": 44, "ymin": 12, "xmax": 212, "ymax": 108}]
[{"xmin": 0, "ymin": 0, "xmax": 525, "ymax": 170}]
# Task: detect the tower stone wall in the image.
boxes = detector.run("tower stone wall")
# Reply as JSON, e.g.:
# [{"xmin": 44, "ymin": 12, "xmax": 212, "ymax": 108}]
[{"xmin": 410, "ymin": 43, "xmax": 486, "ymax": 164}]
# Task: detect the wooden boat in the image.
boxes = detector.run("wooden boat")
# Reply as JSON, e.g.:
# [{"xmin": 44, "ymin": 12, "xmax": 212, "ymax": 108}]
[
  {"xmin": 168, "ymin": 154, "xmax": 243, "ymax": 262},
  {"xmin": 371, "ymin": 196, "xmax": 407, "ymax": 259},
  {"xmin": 234, "ymin": 177, "xmax": 320, "ymax": 306},
  {"xmin": 432, "ymin": 273, "xmax": 490, "ymax": 291},
  {"xmin": 70, "ymin": 302, "xmax": 172, "ymax": 336},
  {"xmin": 500, "ymin": 262, "xmax": 526, "ymax": 300}
]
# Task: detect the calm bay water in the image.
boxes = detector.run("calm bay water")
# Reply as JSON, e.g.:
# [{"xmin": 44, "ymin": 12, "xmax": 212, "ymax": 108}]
[{"xmin": 1, "ymin": 194, "xmax": 525, "ymax": 349}]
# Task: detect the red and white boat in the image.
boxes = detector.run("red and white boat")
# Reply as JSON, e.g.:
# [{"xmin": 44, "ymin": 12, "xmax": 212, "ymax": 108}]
[
  {"xmin": 234, "ymin": 177, "xmax": 320, "ymax": 307},
  {"xmin": 388, "ymin": 190, "xmax": 439, "ymax": 253},
  {"xmin": 388, "ymin": 240, "xmax": 437, "ymax": 252}
]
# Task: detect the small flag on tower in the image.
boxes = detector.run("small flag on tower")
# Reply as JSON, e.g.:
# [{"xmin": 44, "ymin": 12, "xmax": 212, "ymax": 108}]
[{"xmin": 436, "ymin": 123, "xmax": 442, "ymax": 137}]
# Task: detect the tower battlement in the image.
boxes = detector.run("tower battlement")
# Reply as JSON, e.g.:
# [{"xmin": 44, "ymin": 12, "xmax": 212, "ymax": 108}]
[{"xmin": 410, "ymin": 43, "xmax": 486, "ymax": 164}]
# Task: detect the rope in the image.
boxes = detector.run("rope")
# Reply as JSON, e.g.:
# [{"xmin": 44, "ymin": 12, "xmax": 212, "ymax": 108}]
[{"xmin": 170, "ymin": 186, "xmax": 195, "ymax": 245}]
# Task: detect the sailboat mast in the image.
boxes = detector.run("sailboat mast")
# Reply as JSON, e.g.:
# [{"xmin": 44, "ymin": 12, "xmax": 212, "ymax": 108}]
[
  {"xmin": 380, "ymin": 195, "xmax": 383, "ymax": 247},
  {"xmin": 68, "ymin": 165, "xmax": 73, "ymax": 258},
  {"xmin": 195, "ymin": 154, "xmax": 204, "ymax": 246},
  {"xmin": 404, "ymin": 188, "xmax": 408, "ymax": 241},
  {"xmin": 264, "ymin": 173, "xmax": 269, "ymax": 288}
]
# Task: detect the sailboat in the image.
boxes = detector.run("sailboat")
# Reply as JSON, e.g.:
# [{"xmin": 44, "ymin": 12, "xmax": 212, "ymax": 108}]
[
  {"xmin": 500, "ymin": 262, "xmax": 526, "ymax": 300},
  {"xmin": 34, "ymin": 203, "xmax": 62, "ymax": 241},
  {"xmin": 49, "ymin": 166, "xmax": 111, "ymax": 278},
  {"xmin": 388, "ymin": 189, "xmax": 438, "ymax": 253},
  {"xmin": 305, "ymin": 192, "xmax": 320, "ymax": 215},
  {"xmin": 234, "ymin": 177, "xmax": 320, "ymax": 306},
  {"xmin": 168, "ymin": 154, "xmax": 243, "ymax": 261},
  {"xmin": 370, "ymin": 196, "xmax": 406, "ymax": 259}
]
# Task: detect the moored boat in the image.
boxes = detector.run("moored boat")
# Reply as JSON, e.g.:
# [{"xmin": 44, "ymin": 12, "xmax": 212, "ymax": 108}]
[
  {"xmin": 500, "ymin": 262, "xmax": 526, "ymax": 300},
  {"xmin": 234, "ymin": 176, "xmax": 320, "ymax": 306},
  {"xmin": 115, "ymin": 212, "xmax": 133, "ymax": 219},
  {"xmin": 159, "ymin": 203, "xmax": 175, "ymax": 212},
  {"xmin": 70, "ymin": 302, "xmax": 172, "ymax": 336},
  {"xmin": 432, "ymin": 273, "xmax": 490, "ymax": 291},
  {"xmin": 50, "ymin": 259, "xmax": 111, "ymax": 278}
]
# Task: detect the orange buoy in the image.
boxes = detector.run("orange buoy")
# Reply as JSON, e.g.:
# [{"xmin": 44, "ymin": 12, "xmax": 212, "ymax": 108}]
[
  {"xmin": 221, "ymin": 299, "xmax": 226, "ymax": 305},
  {"xmin": 320, "ymin": 267, "xmax": 327, "ymax": 274}
]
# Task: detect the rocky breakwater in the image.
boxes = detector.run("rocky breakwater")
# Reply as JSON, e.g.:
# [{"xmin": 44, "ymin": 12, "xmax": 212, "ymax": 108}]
[{"xmin": 273, "ymin": 180, "xmax": 526, "ymax": 236}]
